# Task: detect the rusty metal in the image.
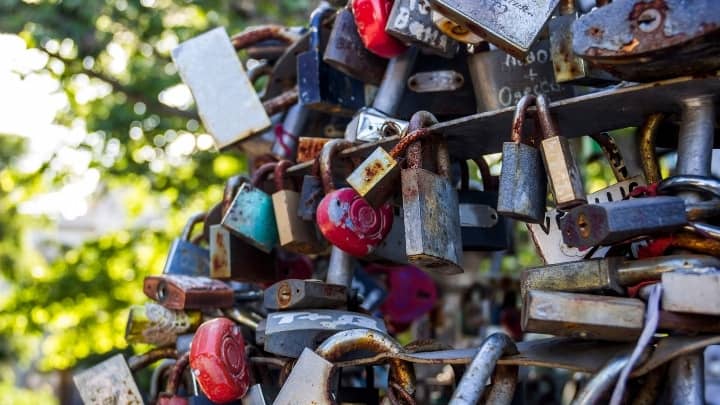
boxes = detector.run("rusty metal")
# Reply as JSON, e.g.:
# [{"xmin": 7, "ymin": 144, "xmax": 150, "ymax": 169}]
[
  {"xmin": 631, "ymin": 365, "xmax": 666, "ymax": 405},
  {"xmin": 616, "ymin": 254, "xmax": 720, "ymax": 286},
  {"xmin": 297, "ymin": 137, "xmax": 332, "ymax": 163},
  {"xmin": 590, "ymin": 132, "xmax": 629, "ymax": 182},
  {"xmin": 128, "ymin": 347, "xmax": 179, "ymax": 372},
  {"xmin": 162, "ymin": 352, "xmax": 190, "ymax": 397},
  {"xmin": 389, "ymin": 128, "xmax": 433, "ymax": 159},
  {"xmin": 510, "ymin": 94, "xmax": 536, "ymax": 144},
  {"xmin": 261, "ymin": 87, "xmax": 298, "ymax": 117},
  {"xmin": 671, "ymin": 231, "xmax": 720, "ymax": 256},
  {"xmin": 320, "ymin": 139, "xmax": 353, "ymax": 194},
  {"xmin": 230, "ymin": 25, "xmax": 298, "ymax": 50},
  {"xmin": 631, "ymin": 335, "xmax": 720, "ymax": 378},
  {"xmin": 639, "ymin": 113, "xmax": 663, "ymax": 184},
  {"xmin": 658, "ymin": 311, "xmax": 720, "ymax": 334}
]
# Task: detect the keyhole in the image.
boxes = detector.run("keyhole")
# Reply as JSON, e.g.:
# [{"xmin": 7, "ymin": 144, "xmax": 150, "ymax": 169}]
[
  {"xmin": 637, "ymin": 9, "xmax": 662, "ymax": 32},
  {"xmin": 157, "ymin": 282, "xmax": 167, "ymax": 302},
  {"xmin": 577, "ymin": 213, "xmax": 591, "ymax": 239}
]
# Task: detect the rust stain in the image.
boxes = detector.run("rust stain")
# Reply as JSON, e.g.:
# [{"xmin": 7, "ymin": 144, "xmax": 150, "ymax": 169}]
[{"xmin": 297, "ymin": 138, "xmax": 331, "ymax": 163}]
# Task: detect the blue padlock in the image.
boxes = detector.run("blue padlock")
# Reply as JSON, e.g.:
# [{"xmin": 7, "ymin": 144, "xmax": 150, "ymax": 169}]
[
  {"xmin": 221, "ymin": 163, "xmax": 279, "ymax": 253},
  {"xmin": 163, "ymin": 212, "xmax": 210, "ymax": 277}
]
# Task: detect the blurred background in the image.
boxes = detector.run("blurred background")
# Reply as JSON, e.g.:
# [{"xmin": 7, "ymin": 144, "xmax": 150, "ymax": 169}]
[{"xmin": 0, "ymin": 1, "xmax": 314, "ymax": 403}]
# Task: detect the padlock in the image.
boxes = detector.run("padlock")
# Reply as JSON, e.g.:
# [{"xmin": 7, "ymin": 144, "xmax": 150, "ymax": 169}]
[
  {"xmin": 427, "ymin": 0, "xmax": 561, "ymax": 58},
  {"xmin": 297, "ymin": 137, "xmax": 332, "ymax": 164},
  {"xmin": 458, "ymin": 158, "xmax": 509, "ymax": 251},
  {"xmin": 298, "ymin": 5, "xmax": 368, "ymax": 116},
  {"xmin": 269, "ymin": 104, "xmax": 306, "ymax": 161},
  {"xmin": 316, "ymin": 140, "xmax": 394, "ymax": 257},
  {"xmin": 572, "ymin": 0, "xmax": 720, "ymax": 82},
  {"xmin": 380, "ymin": 265, "xmax": 437, "ymax": 330},
  {"xmin": 262, "ymin": 309, "xmax": 387, "ymax": 358},
  {"xmin": 323, "ymin": 6, "xmax": 388, "ymax": 85},
  {"xmin": 73, "ymin": 354, "xmax": 144, "ymax": 405},
  {"xmin": 241, "ymin": 384, "xmax": 268, "ymax": 405},
  {"xmin": 548, "ymin": 0, "xmax": 617, "ymax": 85},
  {"xmin": 143, "ymin": 275, "xmax": 234, "ymax": 310},
  {"xmin": 401, "ymin": 111, "xmax": 463, "ymax": 274},
  {"xmin": 430, "ymin": 9, "xmax": 484, "ymax": 45},
  {"xmin": 209, "ymin": 224, "xmax": 279, "ymax": 283},
  {"xmin": 272, "ymin": 160, "xmax": 326, "ymax": 254},
  {"xmin": 560, "ymin": 196, "xmax": 688, "ymax": 248},
  {"xmin": 125, "ymin": 302, "xmax": 203, "ymax": 346},
  {"xmin": 263, "ymin": 279, "xmax": 347, "ymax": 311},
  {"xmin": 536, "ymin": 94, "xmax": 587, "ymax": 209},
  {"xmin": 386, "ymin": 0, "xmax": 458, "ymax": 57},
  {"xmin": 467, "ymin": 40, "xmax": 574, "ymax": 112},
  {"xmin": 189, "ymin": 318, "xmax": 250, "ymax": 403},
  {"xmin": 497, "ymin": 94, "xmax": 547, "ymax": 224},
  {"xmin": 298, "ymin": 159, "xmax": 325, "ymax": 221},
  {"xmin": 157, "ymin": 352, "xmax": 191, "ymax": 405},
  {"xmin": 662, "ymin": 267, "xmax": 720, "ymax": 316},
  {"xmin": 352, "ymin": 0, "xmax": 408, "ymax": 59},
  {"xmin": 520, "ymin": 254, "xmax": 720, "ymax": 298},
  {"xmin": 522, "ymin": 290, "xmax": 645, "ymax": 341},
  {"xmin": 171, "ymin": 27, "xmax": 270, "ymax": 150},
  {"xmin": 365, "ymin": 207, "xmax": 409, "ymax": 264},
  {"xmin": 163, "ymin": 212, "xmax": 210, "ymax": 277},
  {"xmin": 221, "ymin": 162, "xmax": 279, "ymax": 253}
]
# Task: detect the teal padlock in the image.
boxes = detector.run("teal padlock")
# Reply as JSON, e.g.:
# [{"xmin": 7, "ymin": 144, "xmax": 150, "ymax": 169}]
[{"xmin": 221, "ymin": 162, "xmax": 279, "ymax": 253}]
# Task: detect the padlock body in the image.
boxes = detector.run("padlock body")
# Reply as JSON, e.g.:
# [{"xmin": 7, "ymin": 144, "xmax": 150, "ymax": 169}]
[
  {"xmin": 458, "ymin": 189, "xmax": 509, "ymax": 251},
  {"xmin": 263, "ymin": 279, "xmax": 347, "ymax": 310},
  {"xmin": 497, "ymin": 142, "xmax": 546, "ymax": 223},
  {"xmin": 125, "ymin": 303, "xmax": 202, "ymax": 346},
  {"xmin": 662, "ymin": 269, "xmax": 720, "ymax": 316},
  {"xmin": 401, "ymin": 168, "xmax": 463, "ymax": 274},
  {"xmin": 520, "ymin": 258, "xmax": 625, "ymax": 299},
  {"xmin": 352, "ymin": 0, "xmax": 408, "ymax": 59},
  {"xmin": 386, "ymin": 0, "xmax": 457, "ymax": 57},
  {"xmin": 209, "ymin": 225, "xmax": 278, "ymax": 283},
  {"xmin": 431, "ymin": 10, "xmax": 483, "ymax": 45},
  {"xmin": 163, "ymin": 238, "xmax": 210, "ymax": 277},
  {"xmin": 467, "ymin": 41, "xmax": 574, "ymax": 112},
  {"xmin": 346, "ymin": 146, "xmax": 400, "ymax": 208},
  {"xmin": 367, "ymin": 209, "xmax": 408, "ymax": 264},
  {"xmin": 298, "ymin": 175, "xmax": 324, "ymax": 221},
  {"xmin": 540, "ymin": 135, "xmax": 587, "ymax": 209},
  {"xmin": 272, "ymin": 189, "xmax": 326, "ymax": 254},
  {"xmin": 273, "ymin": 348, "xmax": 335, "ymax": 405},
  {"xmin": 73, "ymin": 354, "xmax": 144, "ymax": 404},
  {"xmin": 221, "ymin": 183, "xmax": 278, "ymax": 253}
]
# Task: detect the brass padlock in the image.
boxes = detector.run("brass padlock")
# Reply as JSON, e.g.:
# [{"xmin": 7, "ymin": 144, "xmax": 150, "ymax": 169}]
[{"xmin": 536, "ymin": 94, "xmax": 587, "ymax": 209}]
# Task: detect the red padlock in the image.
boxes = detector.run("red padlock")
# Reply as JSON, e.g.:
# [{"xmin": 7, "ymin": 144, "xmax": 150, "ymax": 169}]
[
  {"xmin": 189, "ymin": 318, "xmax": 250, "ymax": 403},
  {"xmin": 380, "ymin": 265, "xmax": 438, "ymax": 327},
  {"xmin": 352, "ymin": 0, "xmax": 408, "ymax": 59},
  {"xmin": 316, "ymin": 140, "xmax": 393, "ymax": 257}
]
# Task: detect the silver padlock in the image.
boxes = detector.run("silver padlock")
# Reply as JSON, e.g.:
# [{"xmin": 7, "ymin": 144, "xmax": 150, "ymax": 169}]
[
  {"xmin": 663, "ymin": 267, "xmax": 720, "ymax": 316},
  {"xmin": 73, "ymin": 354, "xmax": 144, "ymax": 405}
]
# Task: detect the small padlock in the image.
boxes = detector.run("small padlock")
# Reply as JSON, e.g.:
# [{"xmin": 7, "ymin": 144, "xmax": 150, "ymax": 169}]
[
  {"xmin": 430, "ymin": 9, "xmax": 484, "ymax": 45},
  {"xmin": 163, "ymin": 212, "xmax": 210, "ymax": 277},
  {"xmin": 401, "ymin": 111, "xmax": 463, "ymax": 274},
  {"xmin": 458, "ymin": 158, "xmax": 509, "ymax": 251},
  {"xmin": 536, "ymin": 94, "xmax": 587, "ymax": 209},
  {"xmin": 323, "ymin": 6, "xmax": 388, "ymax": 85},
  {"xmin": 352, "ymin": 0, "xmax": 408, "ymax": 59},
  {"xmin": 73, "ymin": 354, "xmax": 144, "ymax": 405},
  {"xmin": 427, "ymin": 0, "xmax": 561, "ymax": 58},
  {"xmin": 171, "ymin": 27, "xmax": 270, "ymax": 150},
  {"xmin": 497, "ymin": 94, "xmax": 547, "ymax": 224},
  {"xmin": 125, "ymin": 302, "xmax": 203, "ymax": 346},
  {"xmin": 263, "ymin": 278, "xmax": 347, "ymax": 311},
  {"xmin": 316, "ymin": 140, "xmax": 394, "ymax": 257},
  {"xmin": 221, "ymin": 162, "xmax": 279, "ymax": 253},
  {"xmin": 298, "ymin": 5, "xmax": 368, "ymax": 116},
  {"xmin": 143, "ymin": 275, "xmax": 234, "ymax": 310},
  {"xmin": 385, "ymin": 0, "xmax": 458, "ymax": 57},
  {"xmin": 189, "ymin": 318, "xmax": 250, "ymax": 403},
  {"xmin": 272, "ymin": 160, "xmax": 326, "ymax": 254}
]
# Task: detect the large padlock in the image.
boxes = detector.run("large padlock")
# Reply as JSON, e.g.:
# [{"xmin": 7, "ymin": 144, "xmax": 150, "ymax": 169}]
[
  {"xmin": 467, "ymin": 40, "xmax": 574, "ymax": 112},
  {"xmin": 298, "ymin": 5, "xmax": 368, "ymax": 116},
  {"xmin": 352, "ymin": 0, "xmax": 408, "ymax": 59},
  {"xmin": 430, "ymin": 9, "xmax": 484, "ymax": 45},
  {"xmin": 386, "ymin": 0, "xmax": 459, "ymax": 57},
  {"xmin": 272, "ymin": 160, "xmax": 326, "ymax": 254},
  {"xmin": 497, "ymin": 94, "xmax": 547, "ymax": 224},
  {"xmin": 323, "ymin": 6, "xmax": 388, "ymax": 85},
  {"xmin": 221, "ymin": 162, "xmax": 279, "ymax": 253},
  {"xmin": 458, "ymin": 158, "xmax": 509, "ymax": 251},
  {"xmin": 262, "ymin": 309, "xmax": 387, "ymax": 358},
  {"xmin": 171, "ymin": 27, "xmax": 270, "ymax": 150},
  {"xmin": 189, "ymin": 318, "xmax": 250, "ymax": 403},
  {"xmin": 73, "ymin": 354, "xmax": 144, "ymax": 405},
  {"xmin": 143, "ymin": 275, "xmax": 234, "ymax": 310},
  {"xmin": 125, "ymin": 302, "xmax": 202, "ymax": 346},
  {"xmin": 316, "ymin": 140, "xmax": 394, "ymax": 257},
  {"xmin": 163, "ymin": 212, "xmax": 210, "ymax": 277},
  {"xmin": 427, "ymin": 0, "xmax": 560, "ymax": 58},
  {"xmin": 402, "ymin": 111, "xmax": 463, "ymax": 274},
  {"xmin": 263, "ymin": 278, "xmax": 347, "ymax": 311},
  {"xmin": 536, "ymin": 94, "xmax": 587, "ymax": 209}
]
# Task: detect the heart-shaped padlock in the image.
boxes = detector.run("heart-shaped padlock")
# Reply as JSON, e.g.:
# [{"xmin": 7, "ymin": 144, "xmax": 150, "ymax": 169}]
[
  {"xmin": 315, "ymin": 140, "xmax": 393, "ymax": 257},
  {"xmin": 189, "ymin": 317, "xmax": 250, "ymax": 403}
]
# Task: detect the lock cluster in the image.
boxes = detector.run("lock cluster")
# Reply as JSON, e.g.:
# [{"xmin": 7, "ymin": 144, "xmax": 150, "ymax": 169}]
[{"xmin": 72, "ymin": 1, "xmax": 720, "ymax": 404}]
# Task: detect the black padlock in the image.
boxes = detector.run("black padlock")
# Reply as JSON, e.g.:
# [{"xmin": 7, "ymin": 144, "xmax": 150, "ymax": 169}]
[
  {"xmin": 458, "ymin": 158, "xmax": 509, "ymax": 251},
  {"xmin": 297, "ymin": 5, "xmax": 368, "ymax": 116}
]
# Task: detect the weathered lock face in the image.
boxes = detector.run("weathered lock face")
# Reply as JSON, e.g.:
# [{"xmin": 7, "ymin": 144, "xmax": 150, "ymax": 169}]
[
  {"xmin": 386, "ymin": 0, "xmax": 458, "ymax": 57},
  {"xmin": 73, "ymin": 354, "xmax": 143, "ymax": 405},
  {"xmin": 209, "ymin": 224, "xmax": 277, "ymax": 283},
  {"xmin": 662, "ymin": 268, "xmax": 720, "ymax": 316},
  {"xmin": 431, "ymin": 10, "xmax": 484, "ymax": 45},
  {"xmin": 263, "ymin": 279, "xmax": 347, "ymax": 310},
  {"xmin": 143, "ymin": 275, "xmax": 234, "ymax": 310},
  {"xmin": 125, "ymin": 303, "xmax": 202, "ymax": 346},
  {"xmin": 520, "ymin": 257, "xmax": 625, "ymax": 299},
  {"xmin": 468, "ymin": 40, "xmax": 574, "ymax": 112},
  {"xmin": 427, "ymin": 0, "xmax": 561, "ymax": 58},
  {"xmin": 172, "ymin": 27, "xmax": 270, "ymax": 150}
]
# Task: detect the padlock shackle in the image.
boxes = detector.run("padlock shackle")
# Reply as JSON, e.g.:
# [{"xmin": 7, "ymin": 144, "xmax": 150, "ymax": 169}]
[
  {"xmin": 181, "ymin": 212, "xmax": 208, "ymax": 241},
  {"xmin": 230, "ymin": 25, "xmax": 297, "ymax": 51},
  {"xmin": 127, "ymin": 347, "xmax": 179, "ymax": 373},
  {"xmin": 274, "ymin": 160, "xmax": 295, "ymax": 191},
  {"xmin": 510, "ymin": 94, "xmax": 537, "ymax": 145},
  {"xmin": 316, "ymin": 328, "xmax": 416, "ymax": 397},
  {"xmin": 251, "ymin": 162, "xmax": 278, "ymax": 188},
  {"xmin": 405, "ymin": 110, "xmax": 440, "ymax": 170},
  {"xmin": 572, "ymin": 355, "xmax": 629, "ymax": 405},
  {"xmin": 536, "ymin": 94, "xmax": 561, "ymax": 140},
  {"xmin": 308, "ymin": 5, "xmax": 335, "ymax": 50},
  {"xmin": 262, "ymin": 87, "xmax": 299, "ymax": 117},
  {"xmin": 319, "ymin": 139, "xmax": 353, "ymax": 194},
  {"xmin": 589, "ymin": 132, "xmax": 629, "ymax": 182},
  {"xmin": 223, "ymin": 175, "xmax": 246, "ymax": 215},
  {"xmin": 163, "ymin": 352, "xmax": 190, "ymax": 397},
  {"xmin": 639, "ymin": 113, "xmax": 663, "ymax": 184},
  {"xmin": 460, "ymin": 158, "xmax": 495, "ymax": 192},
  {"xmin": 658, "ymin": 175, "xmax": 720, "ymax": 199}
]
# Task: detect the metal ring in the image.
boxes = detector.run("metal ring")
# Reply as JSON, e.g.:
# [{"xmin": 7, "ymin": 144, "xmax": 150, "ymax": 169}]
[{"xmin": 658, "ymin": 175, "xmax": 720, "ymax": 198}]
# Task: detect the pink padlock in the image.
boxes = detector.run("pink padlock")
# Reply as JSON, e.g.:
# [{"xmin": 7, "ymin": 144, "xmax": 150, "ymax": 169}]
[
  {"xmin": 315, "ymin": 140, "xmax": 393, "ymax": 257},
  {"xmin": 380, "ymin": 265, "xmax": 438, "ymax": 327}
]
